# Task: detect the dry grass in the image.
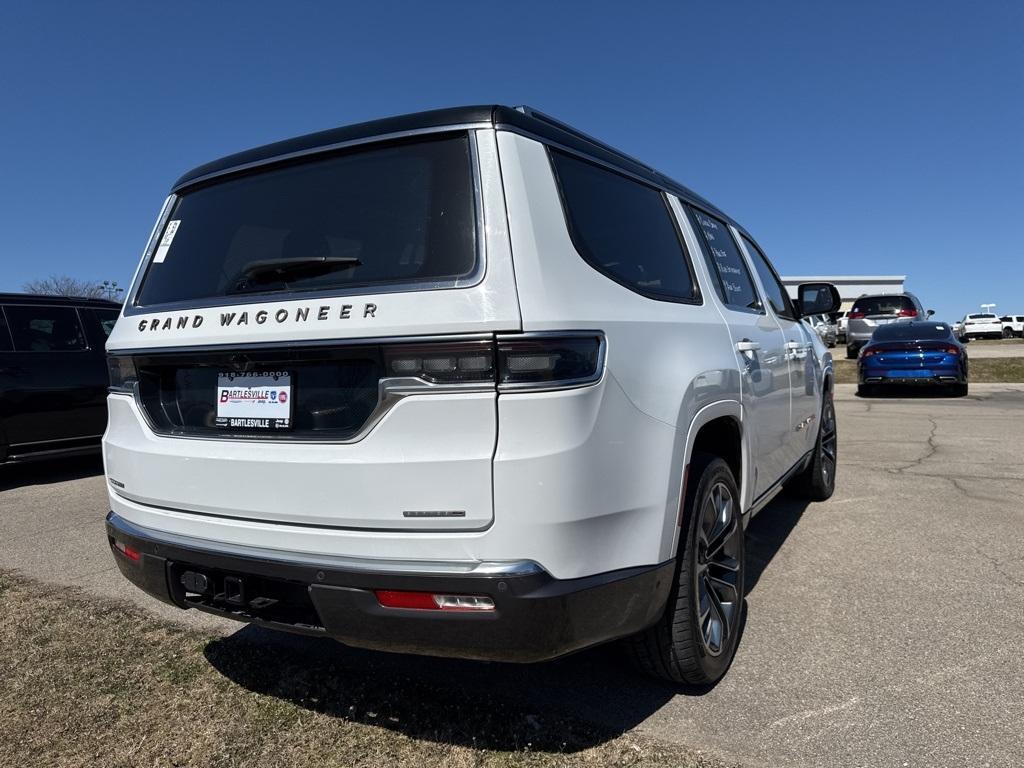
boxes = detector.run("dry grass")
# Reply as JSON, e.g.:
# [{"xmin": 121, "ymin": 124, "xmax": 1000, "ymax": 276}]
[
  {"xmin": 0, "ymin": 571, "xmax": 727, "ymax": 768},
  {"xmin": 831, "ymin": 357, "xmax": 1024, "ymax": 384}
]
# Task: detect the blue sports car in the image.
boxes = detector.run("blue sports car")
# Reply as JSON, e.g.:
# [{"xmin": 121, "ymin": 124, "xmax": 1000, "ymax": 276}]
[{"xmin": 858, "ymin": 321, "xmax": 968, "ymax": 397}]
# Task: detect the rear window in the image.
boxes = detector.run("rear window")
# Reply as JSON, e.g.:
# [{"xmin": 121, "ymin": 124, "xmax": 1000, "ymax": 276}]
[
  {"xmin": 134, "ymin": 135, "xmax": 478, "ymax": 307},
  {"xmin": 851, "ymin": 295, "xmax": 915, "ymax": 316},
  {"xmin": 873, "ymin": 323, "xmax": 952, "ymax": 341},
  {"xmin": 549, "ymin": 150, "xmax": 699, "ymax": 303},
  {"xmin": 968, "ymin": 314, "xmax": 997, "ymax": 320}
]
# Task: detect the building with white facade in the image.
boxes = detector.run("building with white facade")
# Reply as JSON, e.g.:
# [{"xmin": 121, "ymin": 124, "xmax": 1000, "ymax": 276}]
[{"xmin": 781, "ymin": 275, "xmax": 906, "ymax": 312}]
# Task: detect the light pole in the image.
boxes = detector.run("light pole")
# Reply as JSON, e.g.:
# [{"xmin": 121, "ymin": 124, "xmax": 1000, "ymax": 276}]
[
  {"xmin": 981, "ymin": 303, "xmax": 996, "ymax": 314},
  {"xmin": 101, "ymin": 280, "xmax": 124, "ymax": 302}
]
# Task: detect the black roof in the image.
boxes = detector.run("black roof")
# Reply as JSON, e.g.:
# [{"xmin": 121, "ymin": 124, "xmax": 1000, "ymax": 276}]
[
  {"xmin": 0, "ymin": 292, "xmax": 121, "ymax": 307},
  {"xmin": 172, "ymin": 104, "xmax": 731, "ymax": 224}
]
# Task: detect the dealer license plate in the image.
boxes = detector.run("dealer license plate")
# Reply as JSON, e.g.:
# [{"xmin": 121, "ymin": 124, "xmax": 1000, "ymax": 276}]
[{"xmin": 215, "ymin": 371, "xmax": 292, "ymax": 430}]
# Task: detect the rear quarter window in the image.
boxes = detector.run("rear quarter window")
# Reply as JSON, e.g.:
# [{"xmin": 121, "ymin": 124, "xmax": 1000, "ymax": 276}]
[
  {"xmin": 549, "ymin": 150, "xmax": 699, "ymax": 303},
  {"xmin": 0, "ymin": 308, "xmax": 13, "ymax": 351},
  {"xmin": 5, "ymin": 305, "xmax": 87, "ymax": 352}
]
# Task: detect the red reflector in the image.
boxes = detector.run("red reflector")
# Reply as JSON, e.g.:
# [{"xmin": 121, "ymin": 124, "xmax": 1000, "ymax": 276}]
[
  {"xmin": 374, "ymin": 590, "xmax": 496, "ymax": 611},
  {"xmin": 374, "ymin": 590, "xmax": 440, "ymax": 610},
  {"xmin": 113, "ymin": 540, "xmax": 140, "ymax": 562},
  {"xmin": 861, "ymin": 348, "xmax": 877, "ymax": 357}
]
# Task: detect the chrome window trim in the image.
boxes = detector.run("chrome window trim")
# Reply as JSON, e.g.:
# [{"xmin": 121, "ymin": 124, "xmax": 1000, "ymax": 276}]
[
  {"xmin": 123, "ymin": 129, "xmax": 488, "ymax": 318},
  {"xmin": 107, "ymin": 512, "xmax": 544, "ymax": 576}
]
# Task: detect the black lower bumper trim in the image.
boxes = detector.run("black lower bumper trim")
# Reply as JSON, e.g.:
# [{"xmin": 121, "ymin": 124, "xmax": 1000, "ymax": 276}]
[{"xmin": 106, "ymin": 512, "xmax": 673, "ymax": 663}]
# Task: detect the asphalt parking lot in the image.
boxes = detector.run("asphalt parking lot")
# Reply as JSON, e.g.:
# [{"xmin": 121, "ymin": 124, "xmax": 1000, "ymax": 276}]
[{"xmin": 2, "ymin": 383, "xmax": 1023, "ymax": 768}]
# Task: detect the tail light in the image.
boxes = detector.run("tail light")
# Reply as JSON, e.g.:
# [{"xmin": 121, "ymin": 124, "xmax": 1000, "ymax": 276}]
[
  {"xmin": 107, "ymin": 355, "xmax": 138, "ymax": 393},
  {"xmin": 497, "ymin": 334, "xmax": 604, "ymax": 389},
  {"xmin": 848, "ymin": 311, "xmax": 865, "ymax": 320},
  {"xmin": 861, "ymin": 348, "xmax": 878, "ymax": 358},
  {"xmin": 897, "ymin": 309, "xmax": 918, "ymax": 317},
  {"xmin": 383, "ymin": 340, "xmax": 495, "ymax": 384},
  {"xmin": 384, "ymin": 334, "xmax": 604, "ymax": 391}
]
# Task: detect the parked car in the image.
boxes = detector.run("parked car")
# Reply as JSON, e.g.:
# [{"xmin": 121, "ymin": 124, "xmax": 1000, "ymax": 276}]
[
  {"xmin": 1000, "ymin": 315, "xmax": 1024, "ymax": 338},
  {"xmin": 0, "ymin": 294, "xmax": 120, "ymax": 465},
  {"xmin": 837, "ymin": 311, "xmax": 849, "ymax": 343},
  {"xmin": 958, "ymin": 313, "xmax": 1002, "ymax": 340},
  {"xmin": 808, "ymin": 313, "xmax": 837, "ymax": 347},
  {"xmin": 858, "ymin": 321, "xmax": 968, "ymax": 397},
  {"xmin": 103, "ymin": 105, "xmax": 842, "ymax": 686},
  {"xmin": 846, "ymin": 292, "xmax": 931, "ymax": 358}
]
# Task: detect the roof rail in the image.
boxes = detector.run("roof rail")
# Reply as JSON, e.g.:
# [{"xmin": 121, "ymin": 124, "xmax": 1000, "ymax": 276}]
[{"xmin": 514, "ymin": 105, "xmax": 659, "ymax": 175}]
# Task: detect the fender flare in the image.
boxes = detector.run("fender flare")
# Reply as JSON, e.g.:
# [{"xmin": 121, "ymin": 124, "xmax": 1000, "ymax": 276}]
[{"xmin": 661, "ymin": 399, "xmax": 746, "ymax": 562}]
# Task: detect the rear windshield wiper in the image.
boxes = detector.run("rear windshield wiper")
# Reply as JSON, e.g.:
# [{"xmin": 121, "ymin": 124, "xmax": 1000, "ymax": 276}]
[{"xmin": 230, "ymin": 256, "xmax": 362, "ymax": 290}]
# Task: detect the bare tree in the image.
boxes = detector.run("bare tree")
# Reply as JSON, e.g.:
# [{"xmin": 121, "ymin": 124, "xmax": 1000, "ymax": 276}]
[{"xmin": 22, "ymin": 275, "xmax": 110, "ymax": 299}]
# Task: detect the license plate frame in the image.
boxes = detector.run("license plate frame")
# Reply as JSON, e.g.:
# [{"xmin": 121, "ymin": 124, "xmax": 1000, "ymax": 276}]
[{"xmin": 215, "ymin": 370, "xmax": 293, "ymax": 431}]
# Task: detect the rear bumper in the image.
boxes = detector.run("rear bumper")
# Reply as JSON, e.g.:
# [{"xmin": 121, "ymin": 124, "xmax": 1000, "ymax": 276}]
[
  {"xmin": 859, "ymin": 366, "xmax": 963, "ymax": 385},
  {"xmin": 106, "ymin": 512, "xmax": 673, "ymax": 663}
]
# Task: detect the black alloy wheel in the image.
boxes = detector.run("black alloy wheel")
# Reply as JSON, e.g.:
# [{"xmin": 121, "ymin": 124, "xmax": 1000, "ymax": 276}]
[
  {"xmin": 627, "ymin": 454, "xmax": 746, "ymax": 685},
  {"xmin": 694, "ymin": 479, "xmax": 743, "ymax": 657}
]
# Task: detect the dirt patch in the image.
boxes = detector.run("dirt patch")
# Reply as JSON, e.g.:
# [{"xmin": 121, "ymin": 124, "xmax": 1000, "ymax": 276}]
[{"xmin": 0, "ymin": 570, "xmax": 729, "ymax": 768}]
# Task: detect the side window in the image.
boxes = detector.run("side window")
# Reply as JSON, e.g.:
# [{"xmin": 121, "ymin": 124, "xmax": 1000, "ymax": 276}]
[
  {"xmin": 0, "ymin": 308, "xmax": 12, "ymax": 351},
  {"xmin": 741, "ymin": 235, "xmax": 796, "ymax": 320},
  {"xmin": 686, "ymin": 207, "xmax": 761, "ymax": 312},
  {"xmin": 91, "ymin": 309, "xmax": 120, "ymax": 337},
  {"xmin": 549, "ymin": 150, "xmax": 700, "ymax": 302},
  {"xmin": 5, "ymin": 305, "xmax": 87, "ymax": 352}
]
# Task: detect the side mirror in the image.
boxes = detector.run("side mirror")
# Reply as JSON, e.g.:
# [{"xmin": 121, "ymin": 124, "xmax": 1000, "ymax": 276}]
[
  {"xmin": 797, "ymin": 282, "xmax": 841, "ymax": 318},
  {"xmin": 927, "ymin": 309, "xmax": 935, "ymax": 317}
]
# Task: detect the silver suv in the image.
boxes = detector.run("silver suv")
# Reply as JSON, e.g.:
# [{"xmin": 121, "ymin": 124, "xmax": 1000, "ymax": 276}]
[{"xmin": 846, "ymin": 292, "xmax": 930, "ymax": 358}]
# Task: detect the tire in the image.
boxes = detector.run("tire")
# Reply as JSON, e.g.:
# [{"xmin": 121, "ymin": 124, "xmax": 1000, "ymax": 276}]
[
  {"xmin": 1004, "ymin": 328, "xmax": 1014, "ymax": 339},
  {"xmin": 857, "ymin": 383, "xmax": 876, "ymax": 398},
  {"xmin": 788, "ymin": 390, "xmax": 838, "ymax": 501},
  {"xmin": 951, "ymin": 382, "xmax": 968, "ymax": 397},
  {"xmin": 627, "ymin": 453, "xmax": 745, "ymax": 686},
  {"xmin": 846, "ymin": 345, "xmax": 858, "ymax": 360}
]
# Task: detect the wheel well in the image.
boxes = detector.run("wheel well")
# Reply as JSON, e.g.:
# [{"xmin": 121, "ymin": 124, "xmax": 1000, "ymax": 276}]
[{"xmin": 691, "ymin": 416, "xmax": 742, "ymax": 489}]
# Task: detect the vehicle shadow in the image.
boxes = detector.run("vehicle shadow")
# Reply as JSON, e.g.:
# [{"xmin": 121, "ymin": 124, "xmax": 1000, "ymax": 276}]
[
  {"xmin": 744, "ymin": 493, "xmax": 812, "ymax": 594},
  {"xmin": 0, "ymin": 454, "xmax": 103, "ymax": 491},
  {"xmin": 856, "ymin": 387, "xmax": 961, "ymax": 400},
  {"xmin": 204, "ymin": 492, "xmax": 813, "ymax": 752},
  {"xmin": 205, "ymin": 625, "xmax": 679, "ymax": 753}
]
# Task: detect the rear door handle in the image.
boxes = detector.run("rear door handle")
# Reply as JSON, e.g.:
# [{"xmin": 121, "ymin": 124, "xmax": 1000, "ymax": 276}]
[{"xmin": 735, "ymin": 340, "xmax": 761, "ymax": 353}]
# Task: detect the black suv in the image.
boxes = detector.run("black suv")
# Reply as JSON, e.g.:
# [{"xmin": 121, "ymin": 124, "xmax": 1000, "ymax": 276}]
[{"xmin": 0, "ymin": 294, "xmax": 120, "ymax": 465}]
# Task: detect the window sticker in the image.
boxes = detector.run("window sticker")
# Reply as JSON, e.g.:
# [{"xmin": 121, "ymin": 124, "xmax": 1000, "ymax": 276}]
[{"xmin": 153, "ymin": 220, "xmax": 181, "ymax": 264}]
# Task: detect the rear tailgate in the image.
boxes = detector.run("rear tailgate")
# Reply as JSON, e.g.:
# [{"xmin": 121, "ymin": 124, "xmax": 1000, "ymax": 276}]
[{"xmin": 105, "ymin": 129, "xmax": 519, "ymax": 531}]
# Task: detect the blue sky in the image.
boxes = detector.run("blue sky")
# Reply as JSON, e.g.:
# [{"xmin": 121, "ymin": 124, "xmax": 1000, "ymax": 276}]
[{"xmin": 1, "ymin": 1, "xmax": 1021, "ymax": 321}]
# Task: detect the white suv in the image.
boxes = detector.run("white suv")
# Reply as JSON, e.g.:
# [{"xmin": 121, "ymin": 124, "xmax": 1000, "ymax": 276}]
[
  {"xmin": 959, "ymin": 313, "xmax": 1003, "ymax": 340},
  {"xmin": 1001, "ymin": 315, "xmax": 1024, "ymax": 338},
  {"xmin": 104, "ymin": 106, "xmax": 840, "ymax": 684}
]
